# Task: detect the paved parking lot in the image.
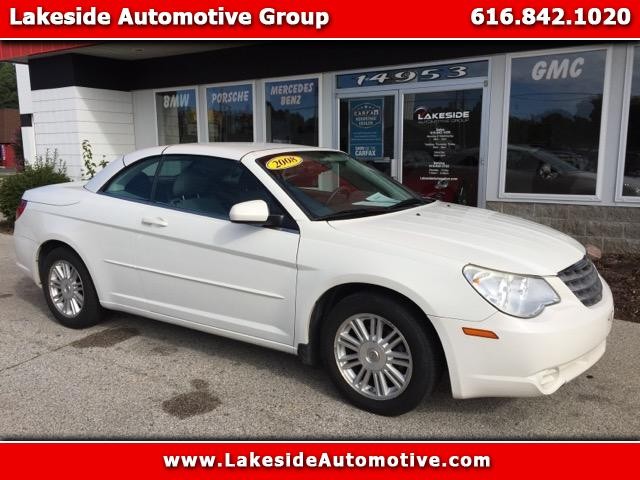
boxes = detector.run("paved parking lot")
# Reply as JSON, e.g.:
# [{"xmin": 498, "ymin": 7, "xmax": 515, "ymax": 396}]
[{"xmin": 1, "ymin": 232, "xmax": 639, "ymax": 439}]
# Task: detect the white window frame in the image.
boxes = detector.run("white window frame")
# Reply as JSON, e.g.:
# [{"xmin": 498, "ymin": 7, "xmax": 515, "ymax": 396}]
[
  {"xmin": 200, "ymin": 80, "xmax": 258, "ymax": 143},
  {"xmin": 615, "ymin": 43, "xmax": 640, "ymax": 203},
  {"xmin": 152, "ymin": 86, "xmax": 201, "ymax": 146},
  {"xmin": 262, "ymin": 73, "xmax": 323, "ymax": 147},
  {"xmin": 499, "ymin": 45, "xmax": 613, "ymax": 203}
]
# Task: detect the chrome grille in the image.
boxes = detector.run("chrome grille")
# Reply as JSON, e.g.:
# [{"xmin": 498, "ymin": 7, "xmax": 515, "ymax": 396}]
[{"xmin": 557, "ymin": 257, "xmax": 603, "ymax": 307}]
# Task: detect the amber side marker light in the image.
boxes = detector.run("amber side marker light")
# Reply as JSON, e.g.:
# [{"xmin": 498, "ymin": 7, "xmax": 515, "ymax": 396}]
[{"xmin": 462, "ymin": 327, "xmax": 499, "ymax": 339}]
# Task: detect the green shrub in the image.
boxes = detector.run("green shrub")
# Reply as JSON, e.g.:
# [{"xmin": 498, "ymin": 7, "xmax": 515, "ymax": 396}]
[{"xmin": 0, "ymin": 150, "xmax": 69, "ymax": 224}]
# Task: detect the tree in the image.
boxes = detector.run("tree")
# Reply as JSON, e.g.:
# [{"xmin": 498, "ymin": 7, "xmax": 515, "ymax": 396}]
[{"xmin": 0, "ymin": 62, "xmax": 18, "ymax": 109}]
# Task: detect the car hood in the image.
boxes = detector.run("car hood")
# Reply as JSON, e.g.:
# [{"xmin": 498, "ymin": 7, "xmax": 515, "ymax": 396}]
[{"xmin": 328, "ymin": 201, "xmax": 585, "ymax": 276}]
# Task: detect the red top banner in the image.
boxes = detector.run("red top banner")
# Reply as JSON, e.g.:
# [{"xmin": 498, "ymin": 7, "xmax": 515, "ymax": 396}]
[{"xmin": 0, "ymin": 0, "xmax": 638, "ymax": 39}]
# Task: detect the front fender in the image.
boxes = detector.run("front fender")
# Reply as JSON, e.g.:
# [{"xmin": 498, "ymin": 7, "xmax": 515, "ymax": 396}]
[{"xmin": 293, "ymin": 233, "xmax": 496, "ymax": 347}]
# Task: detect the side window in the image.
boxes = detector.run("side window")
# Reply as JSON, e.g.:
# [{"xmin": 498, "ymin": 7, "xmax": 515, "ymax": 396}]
[
  {"xmin": 154, "ymin": 155, "xmax": 292, "ymax": 224},
  {"xmin": 102, "ymin": 156, "xmax": 161, "ymax": 201}
]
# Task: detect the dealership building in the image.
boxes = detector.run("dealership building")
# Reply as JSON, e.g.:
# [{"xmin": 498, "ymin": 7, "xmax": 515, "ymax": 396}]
[{"xmin": 2, "ymin": 41, "xmax": 639, "ymax": 252}]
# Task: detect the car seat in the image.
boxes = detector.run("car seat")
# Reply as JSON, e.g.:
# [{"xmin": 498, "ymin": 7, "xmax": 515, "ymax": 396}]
[{"xmin": 170, "ymin": 167, "xmax": 226, "ymax": 217}]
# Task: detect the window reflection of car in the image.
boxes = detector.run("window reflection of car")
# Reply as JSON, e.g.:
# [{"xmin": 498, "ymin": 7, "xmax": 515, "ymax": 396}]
[
  {"xmin": 627, "ymin": 152, "xmax": 640, "ymax": 177},
  {"xmin": 623, "ymin": 152, "xmax": 640, "ymax": 196},
  {"xmin": 402, "ymin": 149, "xmax": 478, "ymax": 206},
  {"xmin": 506, "ymin": 144, "xmax": 640, "ymax": 196},
  {"xmin": 540, "ymin": 148, "xmax": 590, "ymax": 171},
  {"xmin": 506, "ymin": 145, "xmax": 595, "ymax": 195}
]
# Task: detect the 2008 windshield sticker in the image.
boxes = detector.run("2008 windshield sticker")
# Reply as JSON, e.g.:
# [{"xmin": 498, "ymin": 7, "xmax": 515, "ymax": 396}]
[{"xmin": 266, "ymin": 155, "xmax": 303, "ymax": 170}]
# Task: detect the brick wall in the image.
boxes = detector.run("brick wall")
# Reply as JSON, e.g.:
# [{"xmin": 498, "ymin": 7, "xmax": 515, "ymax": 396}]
[{"xmin": 486, "ymin": 202, "xmax": 640, "ymax": 254}]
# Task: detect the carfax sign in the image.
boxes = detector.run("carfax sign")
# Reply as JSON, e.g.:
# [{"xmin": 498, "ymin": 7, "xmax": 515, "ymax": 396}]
[{"xmin": 348, "ymin": 98, "xmax": 384, "ymax": 161}]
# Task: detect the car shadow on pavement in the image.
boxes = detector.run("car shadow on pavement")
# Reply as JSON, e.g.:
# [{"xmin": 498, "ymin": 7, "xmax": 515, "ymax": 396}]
[
  {"xmin": 93, "ymin": 311, "xmax": 346, "ymax": 403},
  {"xmin": 13, "ymin": 276, "xmax": 514, "ymax": 416},
  {"xmin": 94, "ymin": 311, "xmax": 518, "ymax": 415},
  {"xmin": 13, "ymin": 277, "xmax": 52, "ymax": 316}
]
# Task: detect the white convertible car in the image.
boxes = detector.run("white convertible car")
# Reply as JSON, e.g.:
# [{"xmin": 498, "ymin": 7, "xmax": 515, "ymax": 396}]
[{"xmin": 13, "ymin": 143, "xmax": 614, "ymax": 415}]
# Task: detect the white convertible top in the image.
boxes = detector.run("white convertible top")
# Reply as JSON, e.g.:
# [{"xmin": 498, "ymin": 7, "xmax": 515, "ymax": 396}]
[
  {"xmin": 84, "ymin": 142, "xmax": 325, "ymax": 193},
  {"xmin": 160, "ymin": 142, "xmax": 318, "ymax": 161}
]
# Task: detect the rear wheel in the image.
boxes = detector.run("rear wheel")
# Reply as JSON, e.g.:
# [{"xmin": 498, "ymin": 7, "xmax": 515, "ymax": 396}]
[
  {"xmin": 41, "ymin": 247, "xmax": 104, "ymax": 329},
  {"xmin": 321, "ymin": 292, "xmax": 443, "ymax": 416}
]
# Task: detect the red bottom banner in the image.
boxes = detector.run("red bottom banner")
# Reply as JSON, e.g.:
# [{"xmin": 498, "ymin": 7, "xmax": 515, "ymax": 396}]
[{"xmin": 0, "ymin": 442, "xmax": 637, "ymax": 479}]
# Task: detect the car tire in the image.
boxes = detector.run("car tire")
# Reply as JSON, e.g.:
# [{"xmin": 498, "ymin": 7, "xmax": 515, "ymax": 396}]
[
  {"xmin": 41, "ymin": 247, "xmax": 104, "ymax": 329},
  {"xmin": 321, "ymin": 292, "xmax": 443, "ymax": 416}
]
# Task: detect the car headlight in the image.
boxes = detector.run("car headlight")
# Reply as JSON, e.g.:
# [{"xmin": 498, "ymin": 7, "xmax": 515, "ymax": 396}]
[{"xmin": 463, "ymin": 265, "xmax": 560, "ymax": 318}]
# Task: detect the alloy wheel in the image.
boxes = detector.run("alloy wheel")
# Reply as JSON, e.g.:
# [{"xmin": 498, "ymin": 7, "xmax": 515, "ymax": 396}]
[
  {"xmin": 48, "ymin": 260, "xmax": 84, "ymax": 318},
  {"xmin": 333, "ymin": 313, "xmax": 413, "ymax": 400}
]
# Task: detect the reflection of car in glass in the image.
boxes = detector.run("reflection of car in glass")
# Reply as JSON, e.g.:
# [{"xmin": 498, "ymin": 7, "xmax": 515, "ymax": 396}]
[
  {"xmin": 623, "ymin": 151, "xmax": 640, "ymax": 197},
  {"xmin": 506, "ymin": 145, "xmax": 598, "ymax": 195},
  {"xmin": 543, "ymin": 148, "xmax": 590, "ymax": 171},
  {"xmin": 506, "ymin": 144, "xmax": 640, "ymax": 196},
  {"xmin": 626, "ymin": 152, "xmax": 640, "ymax": 177},
  {"xmin": 14, "ymin": 144, "xmax": 613, "ymax": 416}
]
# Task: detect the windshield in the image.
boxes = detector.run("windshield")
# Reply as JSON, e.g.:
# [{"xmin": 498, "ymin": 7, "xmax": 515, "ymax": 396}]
[{"xmin": 258, "ymin": 151, "xmax": 430, "ymax": 220}]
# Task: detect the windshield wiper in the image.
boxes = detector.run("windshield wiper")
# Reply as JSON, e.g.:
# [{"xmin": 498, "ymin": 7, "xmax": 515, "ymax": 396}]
[
  {"xmin": 316, "ymin": 209, "xmax": 386, "ymax": 221},
  {"xmin": 385, "ymin": 197, "xmax": 429, "ymax": 211},
  {"xmin": 317, "ymin": 198, "xmax": 431, "ymax": 221}
]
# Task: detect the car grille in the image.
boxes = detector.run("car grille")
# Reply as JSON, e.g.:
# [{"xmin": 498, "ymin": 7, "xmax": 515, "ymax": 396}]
[{"xmin": 557, "ymin": 256, "xmax": 603, "ymax": 307}]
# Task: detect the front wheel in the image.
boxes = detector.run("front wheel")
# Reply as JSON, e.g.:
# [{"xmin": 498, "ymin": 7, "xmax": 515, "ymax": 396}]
[
  {"xmin": 41, "ymin": 247, "xmax": 104, "ymax": 329},
  {"xmin": 321, "ymin": 292, "xmax": 443, "ymax": 416}
]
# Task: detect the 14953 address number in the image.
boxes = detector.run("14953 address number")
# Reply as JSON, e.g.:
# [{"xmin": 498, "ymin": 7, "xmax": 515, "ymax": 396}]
[{"xmin": 471, "ymin": 7, "xmax": 631, "ymax": 26}]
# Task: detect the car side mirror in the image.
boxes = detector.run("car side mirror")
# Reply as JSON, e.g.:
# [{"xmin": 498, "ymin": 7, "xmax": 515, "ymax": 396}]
[
  {"xmin": 537, "ymin": 162, "xmax": 559, "ymax": 180},
  {"xmin": 229, "ymin": 200, "xmax": 270, "ymax": 224}
]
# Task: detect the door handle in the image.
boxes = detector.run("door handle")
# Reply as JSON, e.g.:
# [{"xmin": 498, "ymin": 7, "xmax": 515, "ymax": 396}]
[{"xmin": 141, "ymin": 216, "xmax": 168, "ymax": 227}]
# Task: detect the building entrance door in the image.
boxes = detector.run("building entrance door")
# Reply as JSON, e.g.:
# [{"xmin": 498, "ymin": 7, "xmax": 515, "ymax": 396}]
[{"xmin": 401, "ymin": 88, "xmax": 484, "ymax": 206}]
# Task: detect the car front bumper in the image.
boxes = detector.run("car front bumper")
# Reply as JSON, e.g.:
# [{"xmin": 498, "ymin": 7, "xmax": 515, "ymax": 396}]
[{"xmin": 434, "ymin": 275, "xmax": 614, "ymax": 399}]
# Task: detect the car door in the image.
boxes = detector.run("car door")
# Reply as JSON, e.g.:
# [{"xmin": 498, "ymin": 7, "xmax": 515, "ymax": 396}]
[
  {"xmin": 82, "ymin": 155, "xmax": 163, "ymax": 310},
  {"xmin": 134, "ymin": 154, "xmax": 300, "ymax": 347}
]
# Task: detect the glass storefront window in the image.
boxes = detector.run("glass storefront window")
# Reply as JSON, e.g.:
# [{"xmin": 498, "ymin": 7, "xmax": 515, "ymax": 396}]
[
  {"xmin": 155, "ymin": 89, "xmax": 198, "ymax": 144},
  {"xmin": 206, "ymin": 84, "xmax": 254, "ymax": 142},
  {"xmin": 505, "ymin": 50, "xmax": 606, "ymax": 196},
  {"xmin": 622, "ymin": 47, "xmax": 640, "ymax": 198},
  {"xmin": 402, "ymin": 89, "xmax": 483, "ymax": 206},
  {"xmin": 265, "ymin": 78, "xmax": 318, "ymax": 146}
]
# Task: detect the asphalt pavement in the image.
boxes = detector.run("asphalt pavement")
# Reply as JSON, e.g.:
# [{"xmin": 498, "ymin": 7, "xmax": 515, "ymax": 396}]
[{"xmin": 0, "ymin": 233, "xmax": 638, "ymax": 439}]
